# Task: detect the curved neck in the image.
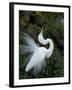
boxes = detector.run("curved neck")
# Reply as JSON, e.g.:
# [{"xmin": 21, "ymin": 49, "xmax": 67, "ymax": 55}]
[
  {"xmin": 47, "ymin": 39, "xmax": 54, "ymax": 50},
  {"xmin": 38, "ymin": 30, "xmax": 54, "ymax": 58},
  {"xmin": 46, "ymin": 39, "xmax": 54, "ymax": 58}
]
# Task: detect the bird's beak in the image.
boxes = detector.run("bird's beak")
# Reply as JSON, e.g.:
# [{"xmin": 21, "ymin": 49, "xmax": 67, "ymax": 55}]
[{"xmin": 41, "ymin": 26, "xmax": 44, "ymax": 34}]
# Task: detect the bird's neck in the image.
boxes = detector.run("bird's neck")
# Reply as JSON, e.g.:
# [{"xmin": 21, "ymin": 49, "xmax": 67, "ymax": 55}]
[
  {"xmin": 46, "ymin": 39, "xmax": 54, "ymax": 58},
  {"xmin": 47, "ymin": 39, "xmax": 54, "ymax": 50}
]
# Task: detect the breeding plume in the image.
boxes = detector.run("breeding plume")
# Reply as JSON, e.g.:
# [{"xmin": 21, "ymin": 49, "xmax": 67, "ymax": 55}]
[{"xmin": 20, "ymin": 28, "xmax": 54, "ymax": 74}]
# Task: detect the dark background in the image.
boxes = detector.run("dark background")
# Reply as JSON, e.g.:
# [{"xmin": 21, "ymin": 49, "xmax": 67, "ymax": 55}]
[{"xmin": 19, "ymin": 10, "xmax": 64, "ymax": 79}]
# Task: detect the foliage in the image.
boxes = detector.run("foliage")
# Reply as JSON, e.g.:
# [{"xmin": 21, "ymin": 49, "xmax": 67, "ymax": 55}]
[{"xmin": 19, "ymin": 11, "xmax": 64, "ymax": 79}]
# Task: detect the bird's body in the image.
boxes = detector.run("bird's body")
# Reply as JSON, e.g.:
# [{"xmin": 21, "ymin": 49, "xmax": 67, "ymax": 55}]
[
  {"xmin": 25, "ymin": 47, "xmax": 47, "ymax": 72},
  {"xmin": 20, "ymin": 28, "xmax": 54, "ymax": 74}
]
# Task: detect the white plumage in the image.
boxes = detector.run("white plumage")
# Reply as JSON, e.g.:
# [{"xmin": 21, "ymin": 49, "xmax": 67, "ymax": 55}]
[{"xmin": 20, "ymin": 28, "xmax": 54, "ymax": 74}]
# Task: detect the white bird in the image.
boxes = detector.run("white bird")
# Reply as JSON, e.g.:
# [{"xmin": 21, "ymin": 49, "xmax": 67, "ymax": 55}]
[{"xmin": 20, "ymin": 28, "xmax": 54, "ymax": 74}]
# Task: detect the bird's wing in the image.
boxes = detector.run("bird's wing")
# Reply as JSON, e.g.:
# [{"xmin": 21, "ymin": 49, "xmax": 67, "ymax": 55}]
[
  {"xmin": 25, "ymin": 52, "xmax": 39, "ymax": 72},
  {"xmin": 25, "ymin": 49, "xmax": 45, "ymax": 72},
  {"xmin": 24, "ymin": 33, "xmax": 38, "ymax": 50},
  {"xmin": 20, "ymin": 32, "xmax": 38, "ymax": 55},
  {"xmin": 20, "ymin": 45, "xmax": 34, "ymax": 55}
]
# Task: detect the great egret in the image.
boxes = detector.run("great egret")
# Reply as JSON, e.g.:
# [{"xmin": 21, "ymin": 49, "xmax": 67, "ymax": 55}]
[{"xmin": 20, "ymin": 28, "xmax": 54, "ymax": 74}]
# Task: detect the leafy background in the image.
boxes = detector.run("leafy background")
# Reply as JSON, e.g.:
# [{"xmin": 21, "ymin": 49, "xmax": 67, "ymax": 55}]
[{"xmin": 19, "ymin": 10, "xmax": 64, "ymax": 79}]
